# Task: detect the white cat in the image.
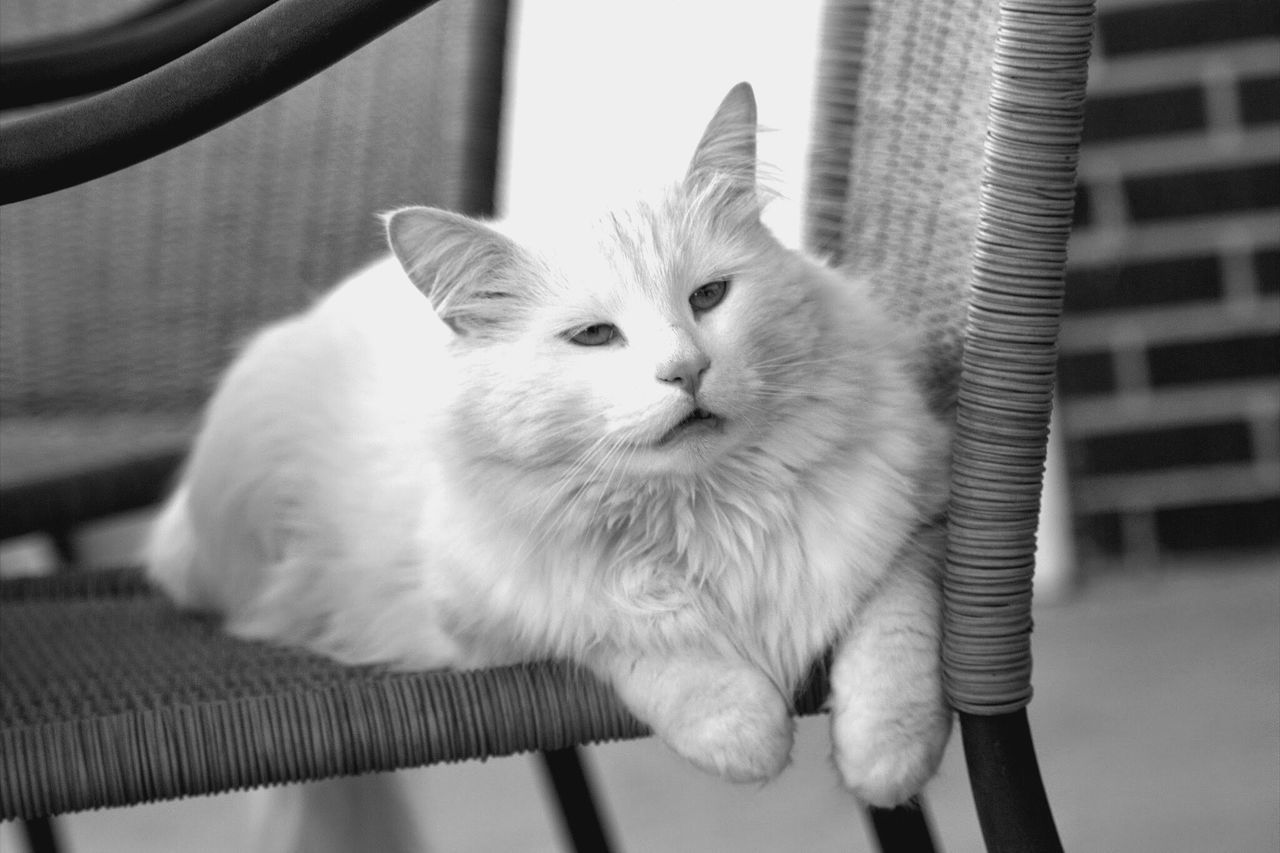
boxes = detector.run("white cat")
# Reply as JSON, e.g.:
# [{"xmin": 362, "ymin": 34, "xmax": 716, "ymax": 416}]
[{"xmin": 146, "ymin": 83, "xmax": 953, "ymax": 811}]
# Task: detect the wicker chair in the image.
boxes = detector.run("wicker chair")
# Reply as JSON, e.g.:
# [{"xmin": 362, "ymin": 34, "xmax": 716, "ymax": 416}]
[{"xmin": 0, "ymin": 0, "xmax": 1095, "ymax": 851}]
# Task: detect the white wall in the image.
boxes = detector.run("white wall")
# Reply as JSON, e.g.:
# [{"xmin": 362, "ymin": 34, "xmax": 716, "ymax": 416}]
[{"xmin": 500, "ymin": 0, "xmax": 824, "ymax": 248}]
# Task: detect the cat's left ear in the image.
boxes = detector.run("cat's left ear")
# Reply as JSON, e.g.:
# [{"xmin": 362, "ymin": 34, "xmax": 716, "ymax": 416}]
[
  {"xmin": 685, "ymin": 82, "xmax": 758, "ymax": 201},
  {"xmin": 385, "ymin": 206, "xmax": 525, "ymax": 336}
]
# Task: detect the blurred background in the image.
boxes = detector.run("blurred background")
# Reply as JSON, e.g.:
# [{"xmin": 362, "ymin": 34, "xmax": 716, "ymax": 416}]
[
  {"xmin": 1, "ymin": 0, "xmax": 1276, "ymax": 850},
  {"xmin": 1059, "ymin": 0, "xmax": 1278, "ymax": 574}
]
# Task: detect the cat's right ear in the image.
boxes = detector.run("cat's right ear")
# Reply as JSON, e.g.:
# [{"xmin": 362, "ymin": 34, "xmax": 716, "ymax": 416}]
[
  {"xmin": 385, "ymin": 207, "xmax": 523, "ymax": 336},
  {"xmin": 685, "ymin": 82, "xmax": 758, "ymax": 203}
]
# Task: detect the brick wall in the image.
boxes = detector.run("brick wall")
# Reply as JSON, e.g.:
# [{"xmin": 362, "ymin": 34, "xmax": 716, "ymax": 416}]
[{"xmin": 1059, "ymin": 0, "xmax": 1279, "ymax": 568}]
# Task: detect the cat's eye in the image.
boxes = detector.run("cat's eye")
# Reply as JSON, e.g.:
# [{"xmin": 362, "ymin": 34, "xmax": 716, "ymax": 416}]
[
  {"xmin": 568, "ymin": 323, "xmax": 619, "ymax": 346},
  {"xmin": 690, "ymin": 279, "xmax": 730, "ymax": 313}
]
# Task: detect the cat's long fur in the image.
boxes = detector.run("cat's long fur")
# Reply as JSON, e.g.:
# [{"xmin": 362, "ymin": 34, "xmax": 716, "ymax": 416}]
[{"xmin": 147, "ymin": 84, "xmax": 953, "ymax": 817}]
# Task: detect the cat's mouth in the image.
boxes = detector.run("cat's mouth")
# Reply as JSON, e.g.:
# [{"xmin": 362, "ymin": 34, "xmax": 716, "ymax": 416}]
[{"xmin": 656, "ymin": 408, "xmax": 725, "ymax": 446}]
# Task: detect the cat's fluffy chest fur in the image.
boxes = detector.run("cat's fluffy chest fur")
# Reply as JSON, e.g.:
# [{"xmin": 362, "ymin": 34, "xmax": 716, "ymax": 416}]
[{"xmin": 147, "ymin": 83, "xmax": 954, "ymax": 806}]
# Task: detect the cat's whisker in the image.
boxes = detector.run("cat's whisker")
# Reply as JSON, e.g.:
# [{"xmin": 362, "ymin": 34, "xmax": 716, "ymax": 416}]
[
  {"xmin": 745, "ymin": 384, "xmax": 831, "ymax": 402},
  {"xmin": 501, "ymin": 461, "xmax": 608, "ymax": 568},
  {"xmin": 749, "ymin": 355, "xmax": 843, "ymax": 370},
  {"xmin": 516, "ymin": 444, "xmax": 611, "ymax": 528},
  {"xmin": 511, "ymin": 430, "xmax": 634, "ymax": 563},
  {"xmin": 575, "ymin": 432, "xmax": 637, "ymax": 493},
  {"xmin": 749, "ymin": 334, "xmax": 905, "ymax": 370},
  {"xmin": 520, "ymin": 451, "xmax": 627, "ymax": 565},
  {"xmin": 582, "ymin": 436, "xmax": 639, "ymax": 539}
]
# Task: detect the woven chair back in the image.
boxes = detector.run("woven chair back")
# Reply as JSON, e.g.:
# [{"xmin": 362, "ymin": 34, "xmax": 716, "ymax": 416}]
[{"xmin": 0, "ymin": 0, "xmax": 503, "ymax": 416}]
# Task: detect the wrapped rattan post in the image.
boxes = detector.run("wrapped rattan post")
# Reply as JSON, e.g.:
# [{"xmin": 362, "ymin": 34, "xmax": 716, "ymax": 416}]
[{"xmin": 942, "ymin": 0, "xmax": 1095, "ymax": 716}]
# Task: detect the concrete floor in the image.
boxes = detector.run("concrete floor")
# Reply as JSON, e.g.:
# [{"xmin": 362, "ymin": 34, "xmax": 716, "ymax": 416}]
[{"xmin": 3, "ymin": 559, "xmax": 1277, "ymax": 852}]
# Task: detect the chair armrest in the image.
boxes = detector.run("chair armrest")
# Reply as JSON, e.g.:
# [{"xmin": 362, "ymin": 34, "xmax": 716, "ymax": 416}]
[
  {"xmin": 0, "ymin": 0, "xmax": 276, "ymax": 108},
  {"xmin": 0, "ymin": 0, "xmax": 445, "ymax": 203}
]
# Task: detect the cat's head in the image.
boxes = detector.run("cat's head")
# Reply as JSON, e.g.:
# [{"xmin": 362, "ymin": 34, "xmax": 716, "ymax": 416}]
[{"xmin": 385, "ymin": 83, "xmax": 855, "ymax": 481}]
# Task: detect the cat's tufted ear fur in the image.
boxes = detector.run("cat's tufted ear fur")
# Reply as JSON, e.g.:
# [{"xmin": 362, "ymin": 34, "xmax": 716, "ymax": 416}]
[
  {"xmin": 385, "ymin": 207, "xmax": 526, "ymax": 336},
  {"xmin": 685, "ymin": 82, "xmax": 758, "ymax": 204}
]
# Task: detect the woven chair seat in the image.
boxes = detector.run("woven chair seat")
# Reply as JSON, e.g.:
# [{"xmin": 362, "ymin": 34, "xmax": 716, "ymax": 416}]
[{"xmin": 0, "ymin": 568, "xmax": 829, "ymax": 821}]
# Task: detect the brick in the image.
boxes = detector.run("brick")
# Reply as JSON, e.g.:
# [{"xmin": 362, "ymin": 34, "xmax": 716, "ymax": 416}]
[
  {"xmin": 1057, "ymin": 350, "xmax": 1116, "ymax": 396},
  {"xmin": 1239, "ymin": 76, "xmax": 1280, "ymax": 125},
  {"xmin": 1075, "ymin": 511, "xmax": 1125, "ymax": 558},
  {"xmin": 1257, "ymin": 249, "xmax": 1279, "ymax": 295},
  {"xmin": 1072, "ymin": 421, "xmax": 1253, "ymax": 475},
  {"xmin": 1147, "ymin": 333, "xmax": 1280, "ymax": 386},
  {"xmin": 1100, "ymin": 0, "xmax": 1279, "ymax": 57},
  {"xmin": 1065, "ymin": 255, "xmax": 1220, "ymax": 312},
  {"xmin": 1125, "ymin": 163, "xmax": 1280, "ymax": 222},
  {"xmin": 1155, "ymin": 497, "xmax": 1280, "ymax": 551},
  {"xmin": 1082, "ymin": 86, "xmax": 1206, "ymax": 143}
]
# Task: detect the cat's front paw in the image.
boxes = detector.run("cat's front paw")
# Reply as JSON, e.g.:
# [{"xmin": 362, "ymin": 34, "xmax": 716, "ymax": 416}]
[
  {"xmin": 831, "ymin": 700, "xmax": 952, "ymax": 807},
  {"xmin": 605, "ymin": 656, "xmax": 794, "ymax": 783},
  {"xmin": 666, "ymin": 698, "xmax": 794, "ymax": 783},
  {"xmin": 662, "ymin": 685, "xmax": 794, "ymax": 783}
]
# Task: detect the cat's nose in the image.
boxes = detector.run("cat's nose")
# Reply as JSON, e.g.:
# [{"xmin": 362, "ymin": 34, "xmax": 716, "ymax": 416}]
[{"xmin": 657, "ymin": 352, "xmax": 711, "ymax": 396}]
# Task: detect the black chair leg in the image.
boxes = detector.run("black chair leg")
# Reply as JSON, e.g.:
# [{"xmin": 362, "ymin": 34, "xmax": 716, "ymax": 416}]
[
  {"xmin": 961, "ymin": 709, "xmax": 1063, "ymax": 853},
  {"xmin": 866, "ymin": 797, "xmax": 940, "ymax": 853},
  {"xmin": 21, "ymin": 816, "xmax": 62, "ymax": 853},
  {"xmin": 537, "ymin": 747, "xmax": 618, "ymax": 853},
  {"xmin": 20, "ymin": 526, "xmax": 74, "ymax": 853}
]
